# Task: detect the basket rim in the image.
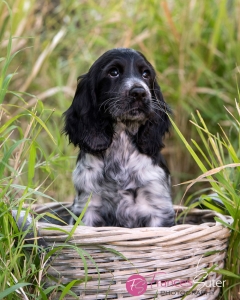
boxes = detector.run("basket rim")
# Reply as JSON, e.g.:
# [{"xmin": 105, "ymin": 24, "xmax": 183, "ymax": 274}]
[{"xmin": 33, "ymin": 202, "xmax": 233, "ymax": 232}]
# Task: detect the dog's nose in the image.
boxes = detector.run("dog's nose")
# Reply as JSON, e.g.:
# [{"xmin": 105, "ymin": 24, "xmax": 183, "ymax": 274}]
[{"xmin": 129, "ymin": 87, "xmax": 147, "ymax": 99}]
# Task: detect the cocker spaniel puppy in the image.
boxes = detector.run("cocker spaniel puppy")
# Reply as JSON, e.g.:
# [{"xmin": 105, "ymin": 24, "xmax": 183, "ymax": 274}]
[{"xmin": 64, "ymin": 48, "xmax": 175, "ymax": 228}]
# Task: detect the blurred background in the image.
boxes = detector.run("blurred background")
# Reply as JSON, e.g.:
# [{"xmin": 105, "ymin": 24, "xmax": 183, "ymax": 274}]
[{"xmin": 1, "ymin": 0, "xmax": 240, "ymax": 204}]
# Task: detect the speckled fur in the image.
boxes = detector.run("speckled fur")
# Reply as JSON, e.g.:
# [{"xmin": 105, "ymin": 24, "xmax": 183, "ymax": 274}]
[
  {"xmin": 71, "ymin": 123, "xmax": 174, "ymax": 227},
  {"xmin": 64, "ymin": 48, "xmax": 175, "ymax": 228}
]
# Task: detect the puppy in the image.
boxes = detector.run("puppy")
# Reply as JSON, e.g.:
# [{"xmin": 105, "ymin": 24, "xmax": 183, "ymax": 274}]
[{"xmin": 64, "ymin": 48, "xmax": 175, "ymax": 228}]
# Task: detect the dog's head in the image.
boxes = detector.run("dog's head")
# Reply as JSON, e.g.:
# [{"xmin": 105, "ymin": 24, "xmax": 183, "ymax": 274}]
[{"xmin": 64, "ymin": 48, "xmax": 171, "ymax": 155}]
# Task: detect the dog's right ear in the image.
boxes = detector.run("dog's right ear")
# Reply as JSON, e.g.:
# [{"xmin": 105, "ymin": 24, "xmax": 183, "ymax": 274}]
[{"xmin": 63, "ymin": 74, "xmax": 114, "ymax": 153}]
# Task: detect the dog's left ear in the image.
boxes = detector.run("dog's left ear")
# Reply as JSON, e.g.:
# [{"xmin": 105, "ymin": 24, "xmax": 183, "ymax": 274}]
[
  {"xmin": 135, "ymin": 81, "xmax": 171, "ymax": 158},
  {"xmin": 63, "ymin": 74, "xmax": 114, "ymax": 153}
]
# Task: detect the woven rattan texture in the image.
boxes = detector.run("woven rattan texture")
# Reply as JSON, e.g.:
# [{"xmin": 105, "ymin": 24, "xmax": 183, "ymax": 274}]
[{"xmin": 35, "ymin": 204, "xmax": 232, "ymax": 300}]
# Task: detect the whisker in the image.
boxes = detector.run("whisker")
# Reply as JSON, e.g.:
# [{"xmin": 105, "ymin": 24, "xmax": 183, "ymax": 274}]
[
  {"xmin": 104, "ymin": 91, "xmax": 121, "ymax": 94},
  {"xmin": 106, "ymin": 99, "xmax": 123, "ymax": 114},
  {"xmin": 151, "ymin": 105, "xmax": 168, "ymax": 113},
  {"xmin": 98, "ymin": 97, "xmax": 121, "ymax": 111},
  {"xmin": 151, "ymin": 99, "xmax": 171, "ymax": 112}
]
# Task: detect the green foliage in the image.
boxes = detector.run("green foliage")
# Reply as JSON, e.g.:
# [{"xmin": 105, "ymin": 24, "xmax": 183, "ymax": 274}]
[
  {"xmin": 0, "ymin": 102, "xmax": 98, "ymax": 298},
  {"xmin": 171, "ymin": 100, "xmax": 240, "ymax": 299},
  {"xmin": 0, "ymin": 0, "xmax": 240, "ymax": 299},
  {"xmin": 0, "ymin": 0, "xmax": 240, "ymax": 200}
]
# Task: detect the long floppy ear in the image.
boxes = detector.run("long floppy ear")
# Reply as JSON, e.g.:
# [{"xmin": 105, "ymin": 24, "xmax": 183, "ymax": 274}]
[
  {"xmin": 63, "ymin": 74, "xmax": 114, "ymax": 153},
  {"xmin": 135, "ymin": 81, "xmax": 171, "ymax": 158}
]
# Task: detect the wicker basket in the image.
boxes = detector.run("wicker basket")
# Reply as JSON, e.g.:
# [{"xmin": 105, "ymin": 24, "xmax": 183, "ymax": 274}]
[{"xmin": 34, "ymin": 203, "xmax": 232, "ymax": 300}]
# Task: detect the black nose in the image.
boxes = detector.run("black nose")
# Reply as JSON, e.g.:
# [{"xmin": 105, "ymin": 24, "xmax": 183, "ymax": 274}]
[{"xmin": 129, "ymin": 87, "xmax": 147, "ymax": 99}]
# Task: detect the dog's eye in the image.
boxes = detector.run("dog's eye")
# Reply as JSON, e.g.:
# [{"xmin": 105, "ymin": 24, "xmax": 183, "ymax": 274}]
[
  {"xmin": 142, "ymin": 70, "xmax": 150, "ymax": 79},
  {"xmin": 108, "ymin": 68, "xmax": 119, "ymax": 78}
]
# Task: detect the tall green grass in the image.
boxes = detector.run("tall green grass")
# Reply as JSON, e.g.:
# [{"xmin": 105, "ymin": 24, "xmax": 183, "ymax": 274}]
[
  {"xmin": 1, "ymin": 0, "xmax": 239, "ymax": 201},
  {"xmin": 0, "ymin": 5, "xmax": 127, "ymax": 299},
  {"xmin": 0, "ymin": 10, "xmax": 70, "ymax": 297},
  {"xmin": 0, "ymin": 0, "xmax": 240, "ymax": 298},
  {"xmin": 0, "ymin": 2, "xmax": 82, "ymax": 298},
  {"xmin": 171, "ymin": 99, "xmax": 240, "ymax": 299}
]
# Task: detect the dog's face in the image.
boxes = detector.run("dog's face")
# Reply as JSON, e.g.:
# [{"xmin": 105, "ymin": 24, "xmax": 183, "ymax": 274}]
[
  {"xmin": 64, "ymin": 48, "xmax": 171, "ymax": 155},
  {"xmin": 94, "ymin": 49, "xmax": 157, "ymax": 122}
]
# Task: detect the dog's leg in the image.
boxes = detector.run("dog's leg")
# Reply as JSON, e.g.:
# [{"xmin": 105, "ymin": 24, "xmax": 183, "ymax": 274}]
[
  {"xmin": 135, "ymin": 181, "xmax": 175, "ymax": 227},
  {"xmin": 116, "ymin": 181, "xmax": 174, "ymax": 228},
  {"xmin": 69, "ymin": 153, "xmax": 107, "ymax": 226},
  {"xmin": 69, "ymin": 193, "xmax": 106, "ymax": 226}
]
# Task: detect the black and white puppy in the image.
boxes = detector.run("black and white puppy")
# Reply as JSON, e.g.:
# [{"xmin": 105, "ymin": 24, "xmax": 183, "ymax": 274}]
[{"xmin": 64, "ymin": 48, "xmax": 175, "ymax": 228}]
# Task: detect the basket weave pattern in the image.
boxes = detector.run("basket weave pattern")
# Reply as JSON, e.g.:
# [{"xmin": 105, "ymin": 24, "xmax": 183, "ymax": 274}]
[{"xmin": 35, "ymin": 204, "xmax": 231, "ymax": 300}]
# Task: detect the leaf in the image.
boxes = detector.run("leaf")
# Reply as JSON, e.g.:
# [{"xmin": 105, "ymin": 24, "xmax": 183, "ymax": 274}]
[
  {"xmin": 181, "ymin": 264, "xmax": 217, "ymax": 300},
  {"xmin": 37, "ymin": 288, "xmax": 48, "ymax": 300},
  {"xmin": 0, "ymin": 114, "xmax": 25, "ymax": 134},
  {"xmin": 26, "ymin": 111, "xmax": 56, "ymax": 145},
  {"xmin": 0, "ymin": 139, "xmax": 26, "ymax": 178},
  {"xmin": 66, "ymin": 193, "xmax": 91, "ymax": 242},
  {"xmin": 7, "ymin": 184, "xmax": 56, "ymax": 200},
  {"xmin": 215, "ymin": 269, "xmax": 240, "ymax": 279},
  {"xmin": 0, "ymin": 283, "xmax": 31, "ymax": 299},
  {"xmin": 169, "ymin": 115, "xmax": 208, "ymax": 173},
  {"xmin": 28, "ymin": 142, "xmax": 36, "ymax": 186},
  {"xmin": 59, "ymin": 279, "xmax": 91, "ymax": 300},
  {"xmin": 40, "ymin": 224, "xmax": 70, "ymax": 235},
  {"xmin": 214, "ymin": 217, "xmax": 236, "ymax": 231}
]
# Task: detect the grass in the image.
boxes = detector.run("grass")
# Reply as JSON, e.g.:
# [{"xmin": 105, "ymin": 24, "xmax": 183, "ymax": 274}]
[
  {"xmin": 1, "ymin": 0, "xmax": 240, "ymax": 201},
  {"xmin": 0, "ymin": 0, "xmax": 239, "ymax": 299},
  {"xmin": 171, "ymin": 100, "xmax": 240, "ymax": 300}
]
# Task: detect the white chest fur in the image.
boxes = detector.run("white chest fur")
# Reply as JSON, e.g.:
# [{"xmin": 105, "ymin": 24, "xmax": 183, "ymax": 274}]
[{"xmin": 72, "ymin": 122, "xmax": 173, "ymax": 227}]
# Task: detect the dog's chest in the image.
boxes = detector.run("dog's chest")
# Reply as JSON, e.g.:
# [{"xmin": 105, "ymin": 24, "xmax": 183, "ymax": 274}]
[
  {"xmin": 73, "ymin": 126, "xmax": 165, "ymax": 195},
  {"xmin": 103, "ymin": 127, "xmax": 160, "ymax": 189},
  {"xmin": 104, "ymin": 130, "xmax": 136, "ymax": 185}
]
